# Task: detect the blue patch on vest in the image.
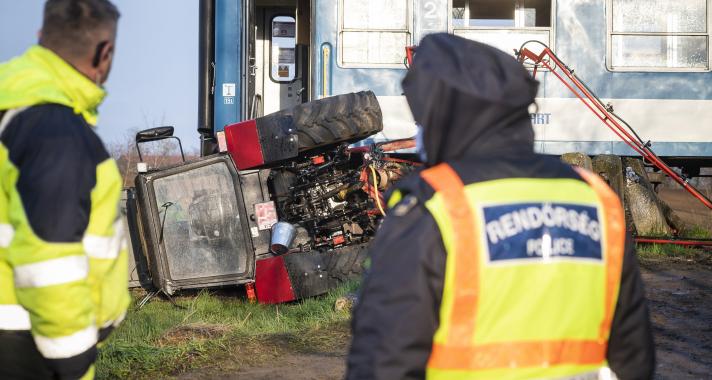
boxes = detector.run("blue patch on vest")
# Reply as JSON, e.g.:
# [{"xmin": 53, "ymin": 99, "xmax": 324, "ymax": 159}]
[{"xmin": 482, "ymin": 203, "xmax": 602, "ymax": 263}]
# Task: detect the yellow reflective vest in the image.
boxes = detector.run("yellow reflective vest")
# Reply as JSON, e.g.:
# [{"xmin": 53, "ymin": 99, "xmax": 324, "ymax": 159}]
[
  {"xmin": 421, "ymin": 163, "xmax": 625, "ymax": 380},
  {"xmin": 0, "ymin": 46, "xmax": 129, "ymax": 373}
]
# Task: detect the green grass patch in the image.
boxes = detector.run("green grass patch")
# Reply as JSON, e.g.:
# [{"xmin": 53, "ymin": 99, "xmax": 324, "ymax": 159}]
[
  {"xmin": 636, "ymin": 224, "xmax": 712, "ymax": 261},
  {"xmin": 680, "ymin": 225, "xmax": 712, "ymax": 239},
  {"xmin": 637, "ymin": 243, "xmax": 701, "ymax": 259},
  {"xmin": 97, "ymin": 282, "xmax": 358, "ymax": 379}
]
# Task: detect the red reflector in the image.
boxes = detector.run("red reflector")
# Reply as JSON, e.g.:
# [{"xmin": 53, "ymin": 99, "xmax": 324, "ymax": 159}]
[
  {"xmin": 224, "ymin": 119, "xmax": 265, "ymax": 170},
  {"xmin": 333, "ymin": 235, "xmax": 346, "ymax": 245},
  {"xmin": 245, "ymin": 282, "xmax": 256, "ymax": 303},
  {"xmin": 312, "ymin": 156, "xmax": 326, "ymax": 165},
  {"xmin": 255, "ymin": 256, "xmax": 296, "ymax": 304}
]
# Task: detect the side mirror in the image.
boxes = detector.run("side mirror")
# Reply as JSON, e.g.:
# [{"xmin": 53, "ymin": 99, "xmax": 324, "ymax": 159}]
[{"xmin": 135, "ymin": 126, "xmax": 185, "ymax": 165}]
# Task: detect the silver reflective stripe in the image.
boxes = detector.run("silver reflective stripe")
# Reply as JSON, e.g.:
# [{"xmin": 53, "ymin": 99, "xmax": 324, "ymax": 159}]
[
  {"xmin": 0, "ymin": 223, "xmax": 13, "ymax": 248},
  {"xmin": 83, "ymin": 219, "xmax": 125, "ymax": 260},
  {"xmin": 598, "ymin": 367, "xmax": 619, "ymax": 380},
  {"xmin": 0, "ymin": 304, "xmax": 31, "ymax": 330},
  {"xmin": 114, "ymin": 311, "xmax": 127, "ymax": 327},
  {"xmin": 14, "ymin": 255, "xmax": 89, "ymax": 288},
  {"xmin": 555, "ymin": 368, "xmax": 618, "ymax": 380},
  {"xmin": 33, "ymin": 325, "xmax": 97, "ymax": 359},
  {"xmin": 101, "ymin": 311, "xmax": 127, "ymax": 329},
  {"xmin": 0, "ymin": 107, "xmax": 28, "ymax": 135}
]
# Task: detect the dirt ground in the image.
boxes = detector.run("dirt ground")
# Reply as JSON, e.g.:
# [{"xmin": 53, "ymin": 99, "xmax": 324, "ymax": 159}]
[
  {"xmin": 657, "ymin": 188, "xmax": 712, "ymax": 230},
  {"xmin": 642, "ymin": 258, "xmax": 712, "ymax": 379},
  {"xmin": 196, "ymin": 352, "xmax": 348, "ymax": 380},
  {"xmin": 177, "ymin": 342, "xmax": 349, "ymax": 380}
]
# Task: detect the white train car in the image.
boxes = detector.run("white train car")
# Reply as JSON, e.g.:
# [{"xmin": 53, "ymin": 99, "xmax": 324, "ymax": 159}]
[
  {"xmin": 310, "ymin": 0, "xmax": 712, "ymax": 174},
  {"xmin": 209, "ymin": 0, "xmax": 712, "ymax": 175}
]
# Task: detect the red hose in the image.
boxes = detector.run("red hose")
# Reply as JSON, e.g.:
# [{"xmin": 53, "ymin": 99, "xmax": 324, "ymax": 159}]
[
  {"xmin": 382, "ymin": 156, "xmax": 422, "ymax": 166},
  {"xmin": 519, "ymin": 47, "xmax": 712, "ymax": 211},
  {"xmin": 635, "ymin": 237, "xmax": 712, "ymax": 247}
]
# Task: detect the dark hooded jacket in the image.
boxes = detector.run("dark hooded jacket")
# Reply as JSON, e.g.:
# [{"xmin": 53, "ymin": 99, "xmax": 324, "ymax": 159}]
[{"xmin": 347, "ymin": 34, "xmax": 654, "ymax": 380}]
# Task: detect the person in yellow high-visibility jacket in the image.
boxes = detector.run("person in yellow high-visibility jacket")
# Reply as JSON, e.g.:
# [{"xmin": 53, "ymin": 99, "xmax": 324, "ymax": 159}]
[
  {"xmin": 0, "ymin": 1, "xmax": 129, "ymax": 379},
  {"xmin": 347, "ymin": 34, "xmax": 655, "ymax": 380}
]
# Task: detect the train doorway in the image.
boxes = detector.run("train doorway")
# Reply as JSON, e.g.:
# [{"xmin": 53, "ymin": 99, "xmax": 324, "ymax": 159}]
[{"xmin": 250, "ymin": 0, "xmax": 310, "ymax": 118}]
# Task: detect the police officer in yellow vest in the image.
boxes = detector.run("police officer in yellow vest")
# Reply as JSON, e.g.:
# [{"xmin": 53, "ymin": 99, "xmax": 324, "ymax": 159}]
[
  {"xmin": 0, "ymin": 1, "xmax": 129, "ymax": 379},
  {"xmin": 347, "ymin": 34, "xmax": 655, "ymax": 380}
]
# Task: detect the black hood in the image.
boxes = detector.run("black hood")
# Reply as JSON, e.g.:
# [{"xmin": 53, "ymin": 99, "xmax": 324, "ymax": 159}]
[{"xmin": 402, "ymin": 33, "xmax": 539, "ymax": 166}]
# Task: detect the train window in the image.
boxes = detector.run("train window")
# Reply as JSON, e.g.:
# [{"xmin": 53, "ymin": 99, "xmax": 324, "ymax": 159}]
[
  {"xmin": 451, "ymin": 0, "xmax": 553, "ymax": 55},
  {"xmin": 339, "ymin": 0, "xmax": 411, "ymax": 67},
  {"xmin": 608, "ymin": 0, "xmax": 709, "ymax": 71}
]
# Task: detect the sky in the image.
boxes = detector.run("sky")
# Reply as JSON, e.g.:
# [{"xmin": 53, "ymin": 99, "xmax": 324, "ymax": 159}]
[{"xmin": 0, "ymin": 1, "xmax": 200, "ymax": 151}]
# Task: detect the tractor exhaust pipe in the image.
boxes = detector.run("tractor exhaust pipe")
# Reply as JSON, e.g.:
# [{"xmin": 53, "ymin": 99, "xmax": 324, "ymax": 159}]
[{"xmin": 198, "ymin": 0, "xmax": 217, "ymax": 156}]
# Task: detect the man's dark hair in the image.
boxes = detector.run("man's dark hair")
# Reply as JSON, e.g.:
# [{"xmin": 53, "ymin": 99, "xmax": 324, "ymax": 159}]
[{"xmin": 40, "ymin": 0, "xmax": 120, "ymax": 58}]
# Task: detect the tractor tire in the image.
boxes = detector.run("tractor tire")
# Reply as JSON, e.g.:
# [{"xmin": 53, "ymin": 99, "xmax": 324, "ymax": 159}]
[
  {"xmin": 290, "ymin": 91, "xmax": 383, "ymax": 152},
  {"xmin": 324, "ymin": 243, "xmax": 369, "ymax": 286}
]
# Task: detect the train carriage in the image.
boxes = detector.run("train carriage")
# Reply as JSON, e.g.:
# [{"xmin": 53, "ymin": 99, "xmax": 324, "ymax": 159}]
[{"xmin": 205, "ymin": 0, "xmax": 712, "ymax": 174}]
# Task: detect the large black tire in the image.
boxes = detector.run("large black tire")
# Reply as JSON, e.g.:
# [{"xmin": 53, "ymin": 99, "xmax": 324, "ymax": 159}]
[
  {"xmin": 279, "ymin": 244, "xmax": 368, "ymax": 299},
  {"xmin": 270, "ymin": 91, "xmax": 382, "ymax": 152},
  {"xmin": 324, "ymin": 243, "xmax": 369, "ymax": 286}
]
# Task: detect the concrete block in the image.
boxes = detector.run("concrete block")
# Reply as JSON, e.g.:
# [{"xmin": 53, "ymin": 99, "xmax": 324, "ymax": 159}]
[
  {"xmin": 561, "ymin": 152, "xmax": 593, "ymax": 171},
  {"xmin": 624, "ymin": 158, "xmax": 685, "ymax": 233},
  {"xmin": 592, "ymin": 154, "xmax": 625, "ymax": 200}
]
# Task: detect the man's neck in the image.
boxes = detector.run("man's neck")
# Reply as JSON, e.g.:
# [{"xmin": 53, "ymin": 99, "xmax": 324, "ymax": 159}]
[{"xmin": 40, "ymin": 44, "xmax": 97, "ymax": 83}]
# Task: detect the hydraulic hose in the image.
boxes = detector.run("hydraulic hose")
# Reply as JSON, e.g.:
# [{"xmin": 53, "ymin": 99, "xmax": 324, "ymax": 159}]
[
  {"xmin": 635, "ymin": 237, "xmax": 712, "ymax": 247},
  {"xmin": 517, "ymin": 41, "xmax": 712, "ymax": 210},
  {"xmin": 370, "ymin": 165, "xmax": 386, "ymax": 216}
]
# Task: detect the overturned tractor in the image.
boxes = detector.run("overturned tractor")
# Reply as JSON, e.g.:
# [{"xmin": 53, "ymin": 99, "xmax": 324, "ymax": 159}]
[{"xmin": 125, "ymin": 91, "xmax": 418, "ymax": 303}]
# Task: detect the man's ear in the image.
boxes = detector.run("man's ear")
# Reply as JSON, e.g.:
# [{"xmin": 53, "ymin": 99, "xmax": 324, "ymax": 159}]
[
  {"xmin": 92, "ymin": 40, "xmax": 112, "ymax": 68},
  {"xmin": 102, "ymin": 41, "xmax": 115, "ymax": 65}
]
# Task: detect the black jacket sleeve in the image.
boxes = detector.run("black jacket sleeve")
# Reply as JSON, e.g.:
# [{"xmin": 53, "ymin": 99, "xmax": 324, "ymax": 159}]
[
  {"xmin": 3, "ymin": 105, "xmax": 103, "ymax": 243},
  {"xmin": 347, "ymin": 198, "xmax": 445, "ymax": 380},
  {"xmin": 606, "ymin": 234, "xmax": 656, "ymax": 379}
]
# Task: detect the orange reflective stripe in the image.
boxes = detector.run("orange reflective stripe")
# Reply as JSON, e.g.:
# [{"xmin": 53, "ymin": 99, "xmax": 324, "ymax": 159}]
[
  {"xmin": 428, "ymin": 340, "xmax": 606, "ymax": 371},
  {"xmin": 573, "ymin": 167, "xmax": 626, "ymax": 341},
  {"xmin": 421, "ymin": 164, "xmax": 480, "ymax": 347}
]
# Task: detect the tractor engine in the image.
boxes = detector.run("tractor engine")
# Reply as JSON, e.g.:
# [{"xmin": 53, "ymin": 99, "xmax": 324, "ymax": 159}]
[{"xmin": 268, "ymin": 144, "xmax": 411, "ymax": 251}]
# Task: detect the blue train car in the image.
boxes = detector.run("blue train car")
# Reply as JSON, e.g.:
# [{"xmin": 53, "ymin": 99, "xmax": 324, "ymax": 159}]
[{"xmin": 202, "ymin": 0, "xmax": 712, "ymax": 173}]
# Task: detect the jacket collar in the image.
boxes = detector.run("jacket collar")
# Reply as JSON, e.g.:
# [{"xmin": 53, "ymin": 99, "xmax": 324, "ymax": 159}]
[{"xmin": 0, "ymin": 45, "xmax": 106, "ymax": 125}]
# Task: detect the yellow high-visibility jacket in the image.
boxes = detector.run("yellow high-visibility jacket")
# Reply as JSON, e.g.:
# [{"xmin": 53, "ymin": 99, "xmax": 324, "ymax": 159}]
[
  {"xmin": 420, "ymin": 163, "xmax": 625, "ymax": 380},
  {"xmin": 0, "ymin": 45, "xmax": 129, "ymax": 378}
]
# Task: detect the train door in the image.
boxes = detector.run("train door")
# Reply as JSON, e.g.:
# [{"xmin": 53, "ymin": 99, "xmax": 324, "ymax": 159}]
[{"xmin": 251, "ymin": 0, "xmax": 310, "ymax": 118}]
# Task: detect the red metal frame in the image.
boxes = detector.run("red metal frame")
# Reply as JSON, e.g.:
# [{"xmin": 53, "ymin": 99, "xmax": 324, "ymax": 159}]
[
  {"xmin": 405, "ymin": 46, "xmax": 416, "ymax": 67},
  {"xmin": 634, "ymin": 237, "xmax": 712, "ymax": 247},
  {"xmin": 517, "ymin": 46, "xmax": 712, "ymax": 211}
]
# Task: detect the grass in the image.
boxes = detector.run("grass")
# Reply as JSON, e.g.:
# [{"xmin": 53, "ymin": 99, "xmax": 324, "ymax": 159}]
[
  {"xmin": 96, "ymin": 282, "xmax": 358, "ymax": 379},
  {"xmin": 680, "ymin": 225, "xmax": 712, "ymax": 239},
  {"xmin": 636, "ymin": 224, "xmax": 712, "ymax": 262},
  {"xmin": 636, "ymin": 243, "xmax": 703, "ymax": 259},
  {"xmin": 636, "ymin": 243, "xmax": 712, "ymax": 271}
]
